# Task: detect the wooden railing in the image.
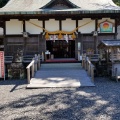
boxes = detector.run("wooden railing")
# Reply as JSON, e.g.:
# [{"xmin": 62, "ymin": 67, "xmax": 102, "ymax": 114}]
[
  {"xmin": 110, "ymin": 53, "xmax": 120, "ymax": 61},
  {"xmin": 5, "ymin": 56, "xmax": 13, "ymax": 63},
  {"xmin": 82, "ymin": 54, "xmax": 95, "ymax": 82},
  {"xmin": 87, "ymin": 54, "xmax": 99, "ymax": 62},
  {"xmin": 26, "ymin": 54, "xmax": 40, "ymax": 84},
  {"xmin": 23, "ymin": 55, "xmax": 34, "ymax": 63},
  {"xmin": 114, "ymin": 67, "xmax": 120, "ymax": 82}
]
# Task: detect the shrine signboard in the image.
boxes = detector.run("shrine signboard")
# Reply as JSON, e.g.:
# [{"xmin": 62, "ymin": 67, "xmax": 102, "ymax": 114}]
[{"xmin": 0, "ymin": 51, "xmax": 5, "ymax": 79}]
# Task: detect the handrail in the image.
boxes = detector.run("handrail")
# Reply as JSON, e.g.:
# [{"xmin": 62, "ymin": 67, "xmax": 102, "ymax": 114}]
[
  {"xmin": 115, "ymin": 68, "xmax": 118, "ymax": 82},
  {"xmin": 110, "ymin": 54, "xmax": 120, "ymax": 61},
  {"xmin": 82, "ymin": 54, "xmax": 95, "ymax": 82},
  {"xmin": 26, "ymin": 54, "xmax": 41, "ymax": 84},
  {"xmin": 114, "ymin": 66, "xmax": 120, "ymax": 82},
  {"xmin": 26, "ymin": 60, "xmax": 35, "ymax": 69}
]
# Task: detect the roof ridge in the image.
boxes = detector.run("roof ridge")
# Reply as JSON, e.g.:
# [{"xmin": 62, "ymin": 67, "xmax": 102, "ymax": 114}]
[{"xmin": 41, "ymin": 0, "xmax": 80, "ymax": 9}]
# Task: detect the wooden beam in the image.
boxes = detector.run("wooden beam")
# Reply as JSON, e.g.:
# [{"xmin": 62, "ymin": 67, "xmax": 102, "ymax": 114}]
[
  {"xmin": 95, "ymin": 19, "xmax": 98, "ymax": 31},
  {"xmin": 116, "ymin": 18, "xmax": 120, "ymax": 26},
  {"xmin": 55, "ymin": 18, "xmax": 66, "ymax": 20},
  {"xmin": 71, "ymin": 18, "xmax": 83, "ymax": 20},
  {"xmin": 23, "ymin": 20, "xmax": 26, "ymax": 32},
  {"xmin": 43, "ymin": 20, "xmax": 45, "ymax": 32},
  {"xmin": 0, "ymin": 21, "xmax": 4, "ymax": 28},
  {"xmin": 115, "ymin": 18, "xmax": 117, "ymax": 39},
  {"xmin": 38, "ymin": 17, "xmax": 49, "ymax": 21},
  {"xmin": 18, "ymin": 18, "xmax": 30, "ymax": 21},
  {"xmin": 91, "ymin": 17, "xmax": 102, "ymax": 20},
  {"xmin": 59, "ymin": 20, "xmax": 62, "ymax": 30},
  {"xmin": 4, "ymin": 18, "xmax": 10, "ymax": 21},
  {"xmin": 3, "ymin": 21, "xmax": 6, "ymax": 36},
  {"xmin": 76, "ymin": 19, "xmax": 78, "ymax": 32}
]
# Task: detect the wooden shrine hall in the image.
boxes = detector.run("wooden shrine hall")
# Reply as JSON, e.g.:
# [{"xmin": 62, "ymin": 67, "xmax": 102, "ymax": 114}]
[{"xmin": 0, "ymin": 0, "xmax": 120, "ymax": 60}]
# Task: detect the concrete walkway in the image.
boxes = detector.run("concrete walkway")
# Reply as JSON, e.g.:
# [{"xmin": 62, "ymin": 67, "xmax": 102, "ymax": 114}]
[{"xmin": 27, "ymin": 63, "xmax": 95, "ymax": 88}]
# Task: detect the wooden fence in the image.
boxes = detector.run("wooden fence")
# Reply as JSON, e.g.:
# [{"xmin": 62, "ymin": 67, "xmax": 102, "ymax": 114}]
[
  {"xmin": 26, "ymin": 54, "xmax": 41, "ymax": 84},
  {"xmin": 110, "ymin": 53, "xmax": 120, "ymax": 62},
  {"xmin": 82, "ymin": 54, "xmax": 95, "ymax": 82}
]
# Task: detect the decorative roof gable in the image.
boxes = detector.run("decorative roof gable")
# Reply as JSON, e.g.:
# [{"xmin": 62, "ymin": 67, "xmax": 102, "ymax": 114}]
[
  {"xmin": 42, "ymin": 0, "xmax": 80, "ymax": 9},
  {"xmin": 0, "ymin": 0, "xmax": 120, "ymax": 15}
]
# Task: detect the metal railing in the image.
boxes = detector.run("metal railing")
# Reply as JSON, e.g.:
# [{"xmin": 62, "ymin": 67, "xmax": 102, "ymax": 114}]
[{"xmin": 26, "ymin": 54, "xmax": 40, "ymax": 84}]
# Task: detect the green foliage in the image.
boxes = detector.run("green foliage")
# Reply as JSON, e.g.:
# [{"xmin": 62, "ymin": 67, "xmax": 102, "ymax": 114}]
[
  {"xmin": 0, "ymin": 0, "xmax": 9, "ymax": 8},
  {"xmin": 113, "ymin": 0, "xmax": 120, "ymax": 6}
]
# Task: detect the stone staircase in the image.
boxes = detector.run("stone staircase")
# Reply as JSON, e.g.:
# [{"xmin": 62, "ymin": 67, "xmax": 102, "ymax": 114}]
[{"xmin": 27, "ymin": 63, "xmax": 95, "ymax": 88}]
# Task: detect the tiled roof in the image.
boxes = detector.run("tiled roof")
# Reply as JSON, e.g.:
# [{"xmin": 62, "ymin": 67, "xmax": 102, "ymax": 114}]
[
  {"xmin": 0, "ymin": 0, "xmax": 120, "ymax": 15},
  {"xmin": 99, "ymin": 40, "xmax": 120, "ymax": 47}
]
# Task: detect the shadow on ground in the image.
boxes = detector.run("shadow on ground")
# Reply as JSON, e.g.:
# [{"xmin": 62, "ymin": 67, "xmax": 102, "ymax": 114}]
[
  {"xmin": 0, "ymin": 78, "xmax": 120, "ymax": 120},
  {"xmin": 0, "ymin": 79, "xmax": 27, "ymax": 92}
]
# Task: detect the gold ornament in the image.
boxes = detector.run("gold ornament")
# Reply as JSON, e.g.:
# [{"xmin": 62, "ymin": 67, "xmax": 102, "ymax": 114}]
[
  {"xmin": 45, "ymin": 32, "xmax": 49, "ymax": 39},
  {"xmin": 58, "ymin": 33, "xmax": 63, "ymax": 39},
  {"xmin": 71, "ymin": 33, "xmax": 76, "ymax": 39}
]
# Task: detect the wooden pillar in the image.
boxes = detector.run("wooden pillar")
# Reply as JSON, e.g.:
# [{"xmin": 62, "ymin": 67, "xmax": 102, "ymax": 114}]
[
  {"xmin": 106, "ymin": 48, "xmax": 109, "ymax": 64},
  {"xmin": 94, "ymin": 19, "xmax": 98, "ymax": 54},
  {"xmin": 37, "ymin": 54, "xmax": 40, "ymax": 69},
  {"xmin": 3, "ymin": 21, "xmax": 6, "ymax": 36},
  {"xmin": 76, "ymin": 19, "xmax": 81, "ymax": 59},
  {"xmin": 3, "ymin": 21, "xmax": 6, "ymax": 54},
  {"xmin": 115, "ymin": 18, "xmax": 117, "ymax": 39},
  {"xmin": 27, "ymin": 68, "xmax": 30, "ymax": 84},
  {"xmin": 76, "ymin": 20, "xmax": 78, "ymax": 32},
  {"xmin": 23, "ymin": 20, "xmax": 26, "ymax": 32},
  {"xmin": 34, "ymin": 54, "xmax": 38, "ymax": 72},
  {"xmin": 23, "ymin": 20, "xmax": 27, "ymax": 55},
  {"xmin": 38, "ymin": 34, "xmax": 40, "ymax": 54},
  {"xmin": 43, "ymin": 20, "xmax": 45, "ymax": 32},
  {"xmin": 91, "ymin": 65, "xmax": 94, "ymax": 82},
  {"xmin": 59, "ymin": 20, "xmax": 62, "ymax": 30},
  {"xmin": 32, "ymin": 63, "xmax": 34, "ymax": 77},
  {"xmin": 42, "ymin": 20, "xmax": 46, "ymax": 54},
  {"xmin": 111, "ymin": 48, "xmax": 114, "ymax": 63}
]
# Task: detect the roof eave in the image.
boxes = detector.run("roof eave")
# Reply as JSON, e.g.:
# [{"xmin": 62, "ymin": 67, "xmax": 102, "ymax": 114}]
[{"xmin": 0, "ymin": 9, "xmax": 120, "ymax": 15}]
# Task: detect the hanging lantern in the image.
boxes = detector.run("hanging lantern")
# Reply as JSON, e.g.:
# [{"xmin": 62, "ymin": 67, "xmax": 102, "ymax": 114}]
[
  {"xmin": 58, "ymin": 33, "xmax": 62, "ymax": 39},
  {"xmin": 45, "ymin": 32, "xmax": 49, "ymax": 39},
  {"xmin": 71, "ymin": 33, "xmax": 76, "ymax": 39}
]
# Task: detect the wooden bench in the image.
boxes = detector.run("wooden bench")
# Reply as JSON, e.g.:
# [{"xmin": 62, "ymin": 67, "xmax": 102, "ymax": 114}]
[
  {"xmin": 23, "ymin": 55, "xmax": 34, "ymax": 63},
  {"xmin": 5, "ymin": 56, "xmax": 13, "ymax": 63}
]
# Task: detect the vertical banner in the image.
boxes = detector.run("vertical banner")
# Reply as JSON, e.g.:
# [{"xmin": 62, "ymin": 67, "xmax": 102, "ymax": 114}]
[{"xmin": 0, "ymin": 51, "xmax": 5, "ymax": 78}]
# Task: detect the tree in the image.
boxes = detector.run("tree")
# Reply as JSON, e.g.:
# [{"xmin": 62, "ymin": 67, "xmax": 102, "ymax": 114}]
[
  {"xmin": 113, "ymin": 0, "xmax": 120, "ymax": 6},
  {"xmin": 0, "ymin": 0, "xmax": 8, "ymax": 8}
]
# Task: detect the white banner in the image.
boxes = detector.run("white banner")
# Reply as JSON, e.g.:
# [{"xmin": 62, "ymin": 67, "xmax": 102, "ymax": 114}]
[
  {"xmin": 46, "ymin": 35, "xmax": 74, "ymax": 40},
  {"xmin": 0, "ymin": 51, "xmax": 4, "ymax": 78}
]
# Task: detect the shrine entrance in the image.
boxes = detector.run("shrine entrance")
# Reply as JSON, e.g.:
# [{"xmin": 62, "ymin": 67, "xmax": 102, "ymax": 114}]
[{"xmin": 46, "ymin": 40, "xmax": 75, "ymax": 58}]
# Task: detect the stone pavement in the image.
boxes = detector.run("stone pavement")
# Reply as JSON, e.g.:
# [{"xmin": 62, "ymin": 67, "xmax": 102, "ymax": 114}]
[{"xmin": 27, "ymin": 63, "xmax": 95, "ymax": 88}]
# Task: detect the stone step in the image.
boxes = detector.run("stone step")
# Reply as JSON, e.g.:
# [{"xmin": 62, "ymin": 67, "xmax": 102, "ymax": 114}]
[{"xmin": 27, "ymin": 63, "xmax": 95, "ymax": 88}]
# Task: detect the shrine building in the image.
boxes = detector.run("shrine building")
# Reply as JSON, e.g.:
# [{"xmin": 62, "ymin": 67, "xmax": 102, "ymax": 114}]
[{"xmin": 0, "ymin": 0, "xmax": 120, "ymax": 60}]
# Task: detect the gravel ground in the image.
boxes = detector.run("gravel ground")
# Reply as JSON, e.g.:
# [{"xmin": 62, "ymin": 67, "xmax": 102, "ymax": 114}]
[{"xmin": 0, "ymin": 77, "xmax": 120, "ymax": 120}]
